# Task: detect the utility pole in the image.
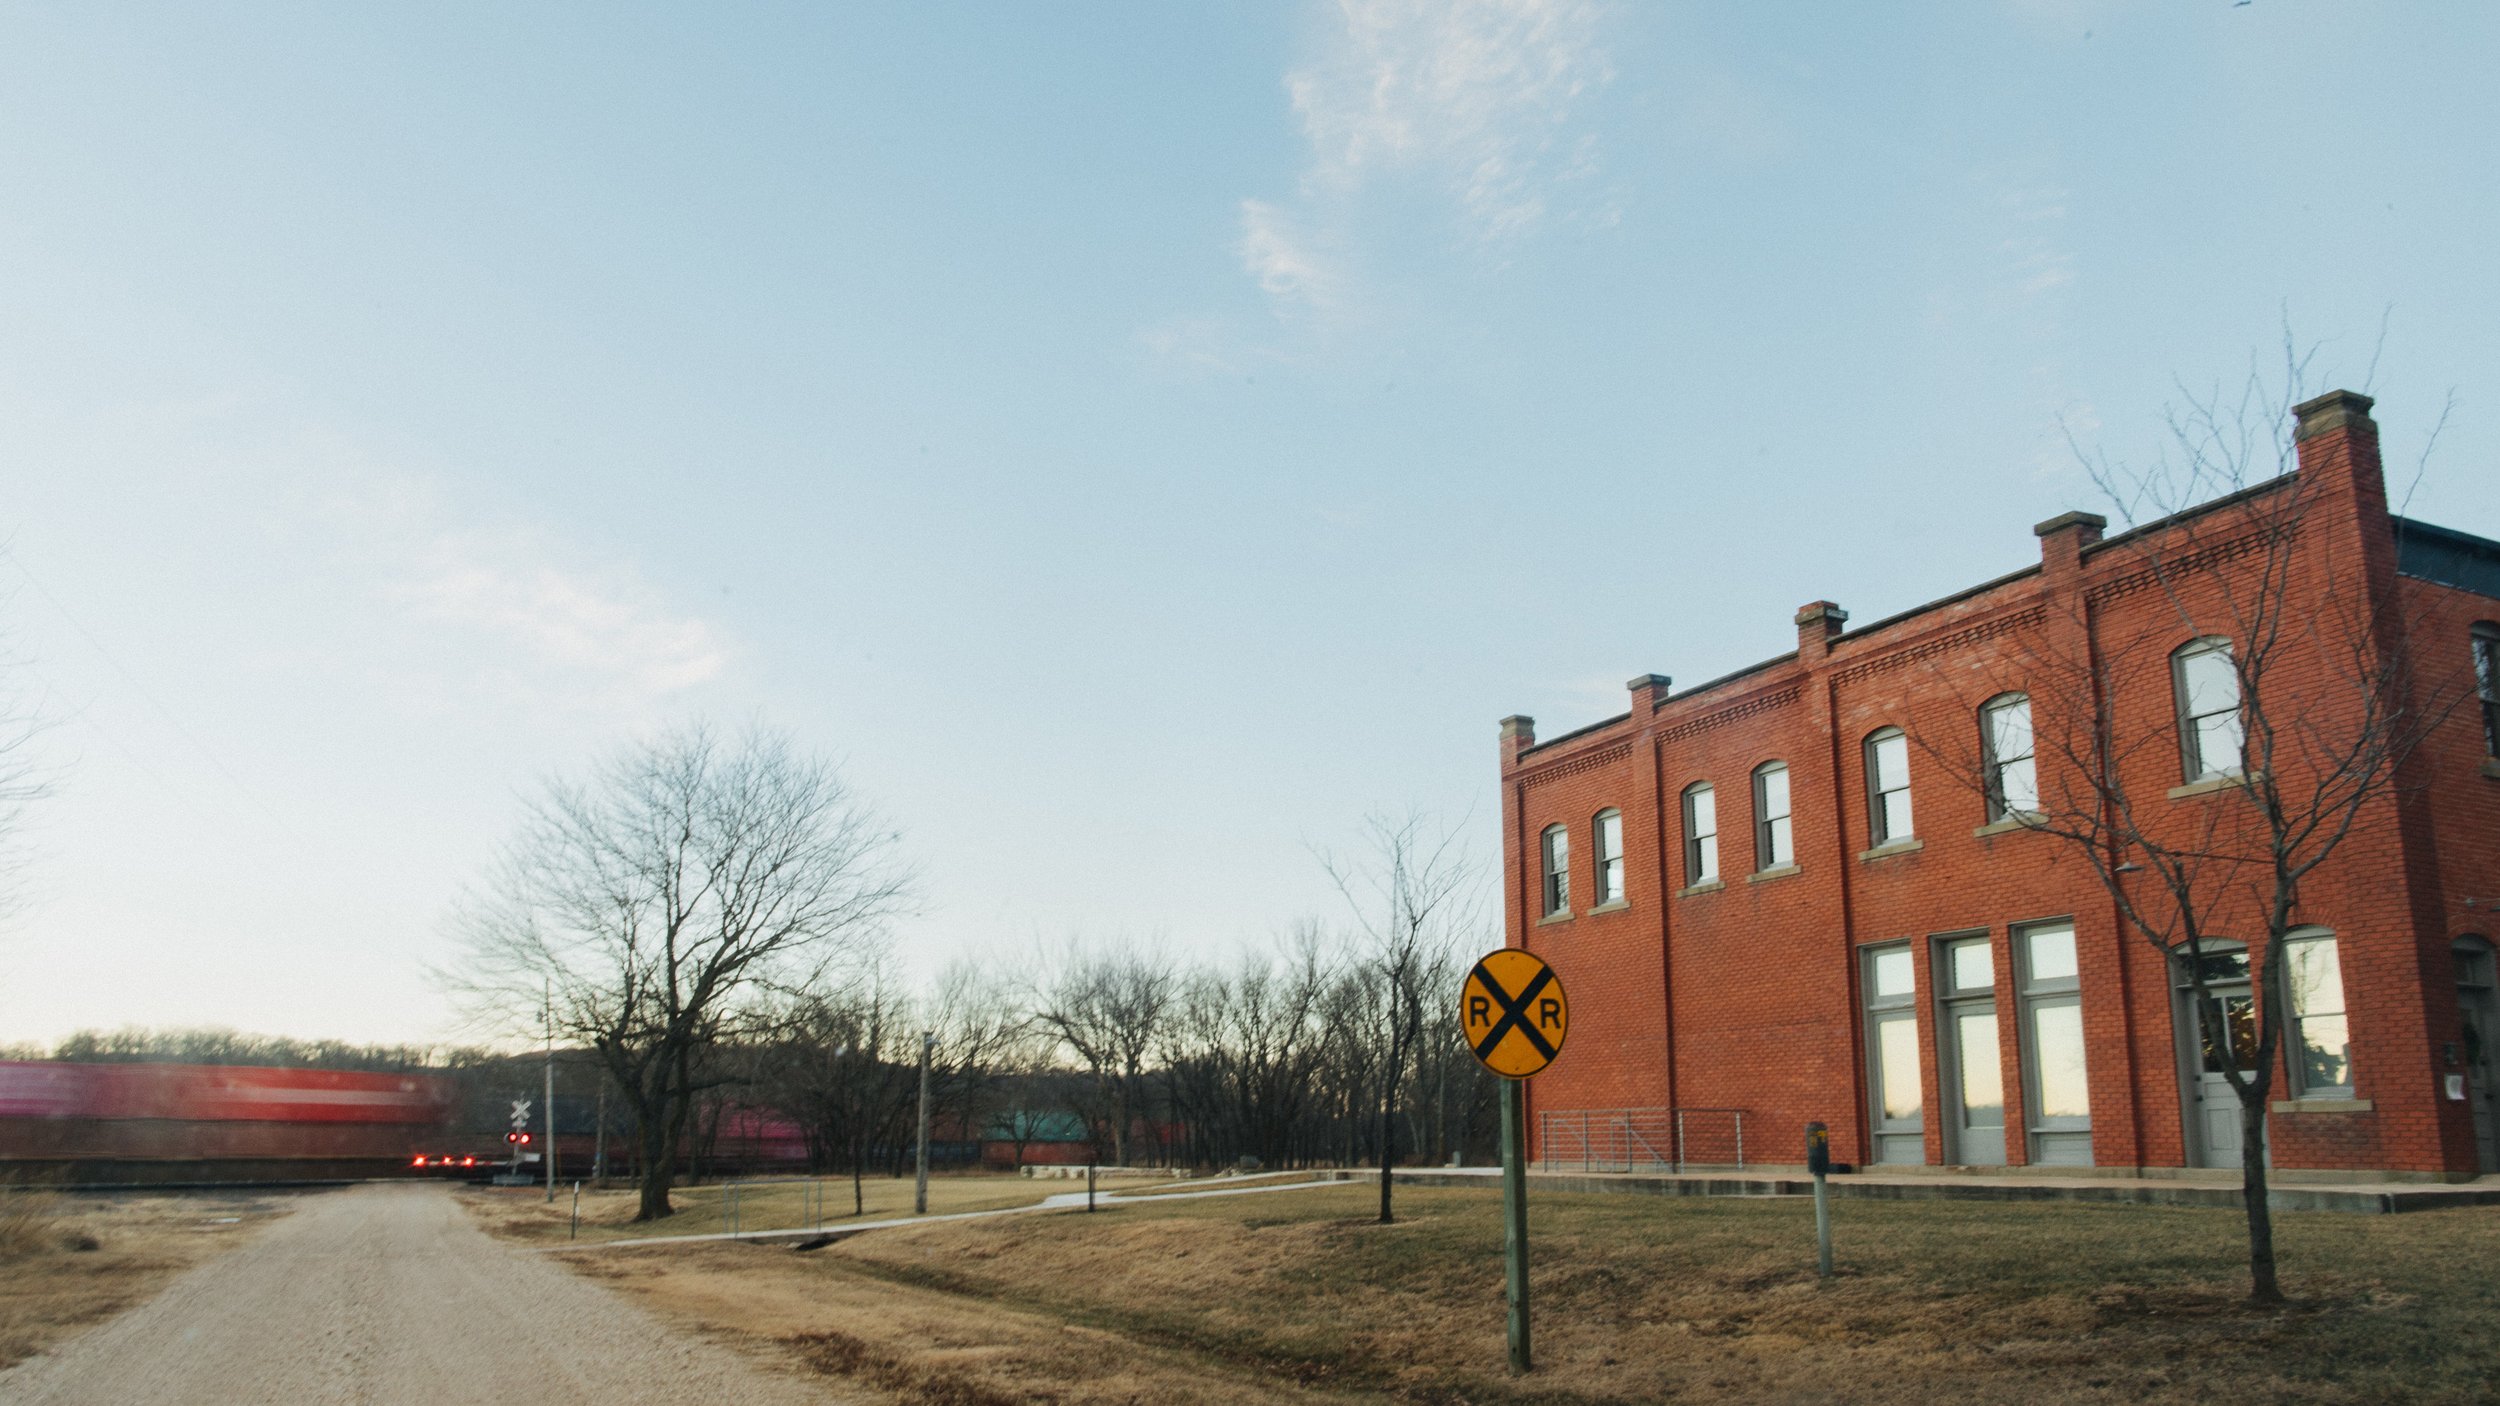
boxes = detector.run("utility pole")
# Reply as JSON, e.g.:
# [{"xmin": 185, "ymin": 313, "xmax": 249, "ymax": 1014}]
[
  {"xmin": 544, "ymin": 978, "xmax": 557, "ymax": 1202},
  {"xmin": 913, "ymin": 1030, "xmax": 934, "ymax": 1215}
]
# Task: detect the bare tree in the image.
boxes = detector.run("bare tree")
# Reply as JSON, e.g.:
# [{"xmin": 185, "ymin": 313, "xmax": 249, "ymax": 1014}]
[
  {"xmin": 444, "ymin": 723, "xmax": 909, "ymax": 1221},
  {"xmin": 1030, "ymin": 940, "xmax": 1175, "ymax": 1170},
  {"xmin": 1320, "ymin": 811, "xmax": 1480, "ymax": 1225},
  {"xmin": 1938, "ymin": 365, "xmax": 2467, "ymax": 1301}
]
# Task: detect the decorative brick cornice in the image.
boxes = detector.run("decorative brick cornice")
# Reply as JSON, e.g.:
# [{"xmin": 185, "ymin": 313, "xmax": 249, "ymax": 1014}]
[
  {"xmin": 1514, "ymin": 740, "xmax": 1635, "ymax": 786},
  {"xmin": 1656, "ymin": 685, "xmax": 1802, "ymax": 745},
  {"xmin": 2087, "ymin": 528, "xmax": 2286, "ymax": 606},
  {"xmin": 1830, "ymin": 607, "xmax": 2047, "ymax": 687}
]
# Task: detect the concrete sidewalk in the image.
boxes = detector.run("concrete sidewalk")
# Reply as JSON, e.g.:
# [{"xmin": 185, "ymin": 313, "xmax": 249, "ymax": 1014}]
[{"xmin": 1362, "ymin": 1164, "xmax": 2500, "ymax": 1214}]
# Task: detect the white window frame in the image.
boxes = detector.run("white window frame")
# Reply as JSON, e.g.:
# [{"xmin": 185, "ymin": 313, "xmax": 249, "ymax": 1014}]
[
  {"xmin": 1865, "ymin": 727, "xmax": 1914, "ymax": 844},
  {"xmin": 1752, "ymin": 761, "xmax": 1793, "ymax": 871},
  {"xmin": 1980, "ymin": 693, "xmax": 2038, "ymax": 821},
  {"xmin": 1682, "ymin": 783, "xmax": 1718, "ymax": 887},
  {"xmin": 2173, "ymin": 636, "xmax": 2245, "ymax": 782},
  {"xmin": 1539, "ymin": 824, "xmax": 1570, "ymax": 918},
  {"xmin": 2474, "ymin": 622, "xmax": 2499, "ymax": 759},
  {"xmin": 1594, "ymin": 809, "xmax": 1625, "ymax": 906},
  {"xmin": 2282, "ymin": 928, "xmax": 2353, "ymax": 1098}
]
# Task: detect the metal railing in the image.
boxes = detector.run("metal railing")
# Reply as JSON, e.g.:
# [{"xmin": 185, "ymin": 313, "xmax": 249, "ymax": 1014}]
[
  {"xmin": 720, "ymin": 1176, "xmax": 828, "ymax": 1235},
  {"xmin": 1536, "ymin": 1107, "xmax": 1747, "ymax": 1172}
]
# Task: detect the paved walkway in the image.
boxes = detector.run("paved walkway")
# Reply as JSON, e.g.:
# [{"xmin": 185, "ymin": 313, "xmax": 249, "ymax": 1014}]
[{"xmin": 0, "ymin": 1183, "xmax": 849, "ymax": 1405}]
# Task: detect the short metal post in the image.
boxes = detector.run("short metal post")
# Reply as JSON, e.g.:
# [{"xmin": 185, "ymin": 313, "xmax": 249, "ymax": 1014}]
[
  {"xmin": 1675, "ymin": 1109, "xmax": 1686, "ymax": 1175},
  {"xmin": 914, "ymin": 1031, "xmax": 934, "ymax": 1215},
  {"xmin": 570, "ymin": 1182, "xmax": 580, "ymax": 1242},
  {"xmin": 1501, "ymin": 1077, "xmax": 1531, "ymax": 1374},
  {"xmin": 1813, "ymin": 1174, "xmax": 1832, "ymax": 1279},
  {"xmin": 729, "ymin": 1184, "xmax": 739, "ymax": 1236}
]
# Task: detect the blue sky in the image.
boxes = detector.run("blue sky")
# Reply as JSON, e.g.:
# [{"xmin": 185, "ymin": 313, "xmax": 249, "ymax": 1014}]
[{"xmin": 2, "ymin": 1, "xmax": 2493, "ymax": 1046}]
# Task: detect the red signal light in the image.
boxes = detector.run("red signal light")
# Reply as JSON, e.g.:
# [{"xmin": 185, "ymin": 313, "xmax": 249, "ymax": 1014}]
[{"xmin": 412, "ymin": 1155, "xmax": 427, "ymax": 1167}]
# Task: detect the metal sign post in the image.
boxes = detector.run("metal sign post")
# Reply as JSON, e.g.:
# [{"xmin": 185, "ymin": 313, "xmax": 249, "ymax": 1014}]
[
  {"xmin": 1461, "ymin": 948, "xmax": 1569, "ymax": 1377},
  {"xmin": 1500, "ymin": 1076, "xmax": 1531, "ymax": 1374},
  {"xmin": 1806, "ymin": 1121, "xmax": 1833, "ymax": 1280}
]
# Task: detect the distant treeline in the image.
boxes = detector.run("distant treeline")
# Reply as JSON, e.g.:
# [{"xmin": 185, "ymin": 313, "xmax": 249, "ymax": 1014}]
[{"xmin": 27, "ymin": 1027, "xmax": 489, "ymax": 1073}]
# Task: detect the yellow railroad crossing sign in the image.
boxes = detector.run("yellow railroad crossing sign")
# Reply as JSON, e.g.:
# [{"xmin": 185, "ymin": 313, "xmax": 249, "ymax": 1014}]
[{"xmin": 1461, "ymin": 948, "xmax": 1568, "ymax": 1078}]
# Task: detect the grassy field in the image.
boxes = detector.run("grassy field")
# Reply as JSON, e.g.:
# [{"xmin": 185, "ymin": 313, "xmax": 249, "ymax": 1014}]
[
  {"xmin": 0, "ymin": 1185, "xmax": 293, "ymax": 1370},
  {"xmin": 463, "ymin": 1170, "xmax": 1071, "ymax": 1244},
  {"xmin": 514, "ymin": 1176, "xmax": 2500, "ymax": 1405}
]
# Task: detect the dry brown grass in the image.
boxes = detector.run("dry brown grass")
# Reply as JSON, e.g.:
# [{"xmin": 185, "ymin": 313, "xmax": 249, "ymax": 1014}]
[
  {"xmin": 0, "ymin": 1186, "xmax": 293, "ymax": 1370},
  {"xmin": 535, "ymin": 1180, "xmax": 2500, "ymax": 1405},
  {"xmin": 461, "ymin": 1171, "xmax": 1066, "ymax": 1245}
]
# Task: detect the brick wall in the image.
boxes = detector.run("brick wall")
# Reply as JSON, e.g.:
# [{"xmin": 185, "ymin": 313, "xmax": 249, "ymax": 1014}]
[{"xmin": 1501, "ymin": 393, "xmax": 2500, "ymax": 1178}]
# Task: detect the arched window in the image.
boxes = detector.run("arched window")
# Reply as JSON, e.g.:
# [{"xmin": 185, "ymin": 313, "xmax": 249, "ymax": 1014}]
[
  {"xmin": 2473, "ymin": 622, "xmax": 2498, "ymax": 758},
  {"xmin": 1752, "ymin": 761, "xmax": 1792, "ymax": 871},
  {"xmin": 1681, "ymin": 783, "xmax": 1718, "ymax": 887},
  {"xmin": 1864, "ymin": 727, "xmax": 1913, "ymax": 843},
  {"xmin": 1539, "ymin": 824, "xmax": 1570, "ymax": 918},
  {"xmin": 1593, "ymin": 809, "xmax": 1625, "ymax": 906},
  {"xmin": 2283, "ymin": 928, "xmax": 2352, "ymax": 1097},
  {"xmin": 2172, "ymin": 637, "xmax": 2243, "ymax": 782},
  {"xmin": 1981, "ymin": 693, "xmax": 2037, "ymax": 821}
]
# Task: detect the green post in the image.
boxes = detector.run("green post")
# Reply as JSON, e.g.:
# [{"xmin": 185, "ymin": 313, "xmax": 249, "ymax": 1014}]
[{"xmin": 1501, "ymin": 1076, "xmax": 1531, "ymax": 1374}]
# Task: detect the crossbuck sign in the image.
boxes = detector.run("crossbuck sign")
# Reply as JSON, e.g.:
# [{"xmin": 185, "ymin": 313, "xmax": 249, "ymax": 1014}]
[{"xmin": 1461, "ymin": 948, "xmax": 1569, "ymax": 1079}]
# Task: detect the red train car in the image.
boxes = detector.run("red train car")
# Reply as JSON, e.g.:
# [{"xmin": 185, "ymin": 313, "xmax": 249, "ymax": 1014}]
[{"xmin": 0, "ymin": 1062, "xmax": 457, "ymax": 1184}]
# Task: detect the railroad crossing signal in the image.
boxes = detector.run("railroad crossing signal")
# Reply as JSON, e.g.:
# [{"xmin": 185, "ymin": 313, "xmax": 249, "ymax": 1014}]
[
  {"xmin": 509, "ymin": 1099, "xmax": 532, "ymax": 1130},
  {"xmin": 1461, "ymin": 949, "xmax": 1569, "ymax": 1078}
]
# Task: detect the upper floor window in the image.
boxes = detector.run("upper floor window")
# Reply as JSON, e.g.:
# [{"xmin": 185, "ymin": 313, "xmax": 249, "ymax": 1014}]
[
  {"xmin": 2173, "ymin": 637, "xmax": 2244, "ymax": 782},
  {"xmin": 1865, "ymin": 728, "xmax": 1914, "ymax": 843},
  {"xmin": 1594, "ymin": 809, "xmax": 1625, "ymax": 905},
  {"xmin": 2284, "ymin": 930, "xmax": 2352, "ymax": 1096},
  {"xmin": 1539, "ymin": 825, "xmax": 1570, "ymax": 918},
  {"xmin": 1982, "ymin": 693, "xmax": 2038, "ymax": 821},
  {"xmin": 1682, "ymin": 783, "xmax": 1719, "ymax": 886},
  {"xmin": 2475, "ymin": 623, "xmax": 2499, "ymax": 758},
  {"xmin": 1753, "ymin": 761, "xmax": 1793, "ymax": 870}
]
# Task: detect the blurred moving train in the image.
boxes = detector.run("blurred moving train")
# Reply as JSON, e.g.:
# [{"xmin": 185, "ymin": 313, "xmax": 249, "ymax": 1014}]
[
  {"xmin": 0, "ymin": 1060, "xmax": 814, "ymax": 1185},
  {"xmin": 0, "ymin": 1060, "xmax": 460, "ymax": 1183}
]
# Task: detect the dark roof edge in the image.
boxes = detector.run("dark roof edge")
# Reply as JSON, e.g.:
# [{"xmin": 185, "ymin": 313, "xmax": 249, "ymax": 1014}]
[
  {"xmin": 2083, "ymin": 473, "xmax": 2293, "ymax": 558},
  {"xmin": 1836, "ymin": 562, "xmax": 2043, "ymax": 644},
  {"xmin": 1515, "ymin": 711, "xmax": 1632, "ymax": 760},
  {"xmin": 2393, "ymin": 514, "xmax": 2500, "ymax": 601}
]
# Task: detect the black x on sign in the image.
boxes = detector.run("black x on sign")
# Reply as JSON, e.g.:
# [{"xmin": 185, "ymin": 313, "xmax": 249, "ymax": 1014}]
[{"xmin": 1460, "ymin": 948, "xmax": 1569, "ymax": 1078}]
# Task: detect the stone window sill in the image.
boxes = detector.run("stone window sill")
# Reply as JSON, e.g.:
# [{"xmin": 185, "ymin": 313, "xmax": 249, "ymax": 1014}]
[
  {"xmin": 1748, "ymin": 864, "xmax": 1802, "ymax": 885},
  {"xmin": 2169, "ymin": 771, "xmax": 2262, "ymax": 801},
  {"xmin": 1585, "ymin": 900, "xmax": 1631, "ymax": 916},
  {"xmin": 2270, "ymin": 1097, "xmax": 2371, "ymax": 1114},
  {"xmin": 1858, "ymin": 839, "xmax": 1925, "ymax": 863},
  {"xmin": 1537, "ymin": 909, "xmax": 1574, "ymax": 926},
  {"xmin": 1973, "ymin": 812, "xmax": 2045, "ymax": 838},
  {"xmin": 1676, "ymin": 880, "xmax": 1723, "ymax": 899}
]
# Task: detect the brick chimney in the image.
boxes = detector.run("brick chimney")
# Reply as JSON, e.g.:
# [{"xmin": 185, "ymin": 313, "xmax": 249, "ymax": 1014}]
[
  {"xmin": 2034, "ymin": 510, "xmax": 2107, "ymax": 584},
  {"xmin": 1794, "ymin": 601, "xmax": 1847, "ymax": 661},
  {"xmin": 1626, "ymin": 674, "xmax": 1672, "ymax": 714},
  {"xmin": 1499, "ymin": 714, "xmax": 1536, "ymax": 768},
  {"xmin": 2292, "ymin": 390, "xmax": 2385, "ymax": 511}
]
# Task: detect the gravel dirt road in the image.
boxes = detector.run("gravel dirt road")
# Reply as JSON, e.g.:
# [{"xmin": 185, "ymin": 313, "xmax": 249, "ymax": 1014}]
[{"xmin": 0, "ymin": 1183, "xmax": 850, "ymax": 1405}]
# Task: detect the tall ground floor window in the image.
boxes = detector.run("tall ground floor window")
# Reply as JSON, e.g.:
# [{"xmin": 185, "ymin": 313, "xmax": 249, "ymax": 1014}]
[
  {"xmin": 1862, "ymin": 941, "xmax": 1923, "ymax": 1165},
  {"xmin": 2017, "ymin": 920, "xmax": 2092, "ymax": 1165}
]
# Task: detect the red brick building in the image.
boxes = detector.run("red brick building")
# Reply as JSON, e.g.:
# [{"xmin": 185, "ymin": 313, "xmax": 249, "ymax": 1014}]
[{"xmin": 1499, "ymin": 391, "xmax": 2500, "ymax": 1180}]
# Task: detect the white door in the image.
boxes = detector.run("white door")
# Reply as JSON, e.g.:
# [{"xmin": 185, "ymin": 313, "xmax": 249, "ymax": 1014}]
[{"xmin": 2176, "ymin": 947, "xmax": 2255, "ymax": 1170}]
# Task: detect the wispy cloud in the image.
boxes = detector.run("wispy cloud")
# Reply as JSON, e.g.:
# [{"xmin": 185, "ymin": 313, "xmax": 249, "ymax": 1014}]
[
  {"xmin": 1236, "ymin": 198, "xmax": 1342, "ymax": 313},
  {"xmin": 1190, "ymin": 0, "xmax": 1611, "ymax": 332},
  {"xmin": 1288, "ymin": 0, "xmax": 1612, "ymax": 242},
  {"xmin": 392, "ymin": 529, "xmax": 726, "ymax": 701}
]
